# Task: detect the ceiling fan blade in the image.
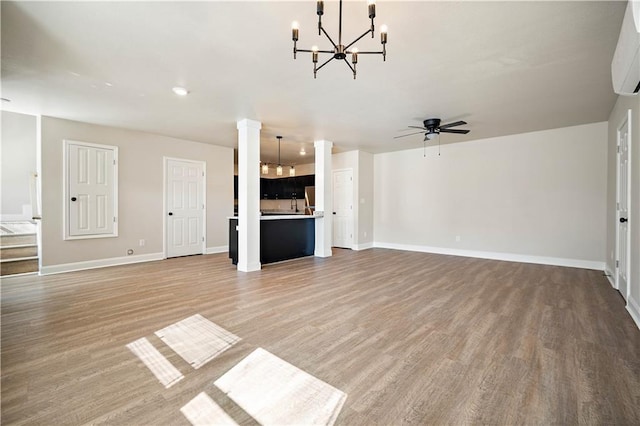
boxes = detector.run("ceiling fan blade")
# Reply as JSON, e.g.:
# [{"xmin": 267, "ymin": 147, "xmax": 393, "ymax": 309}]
[
  {"xmin": 439, "ymin": 120, "xmax": 467, "ymax": 129},
  {"xmin": 394, "ymin": 131, "xmax": 425, "ymax": 139},
  {"xmin": 407, "ymin": 126, "xmax": 427, "ymax": 130},
  {"xmin": 440, "ymin": 128, "xmax": 470, "ymax": 134}
]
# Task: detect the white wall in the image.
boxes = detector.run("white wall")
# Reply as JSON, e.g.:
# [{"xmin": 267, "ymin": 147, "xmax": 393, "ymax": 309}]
[
  {"xmin": 374, "ymin": 122, "xmax": 608, "ymax": 269},
  {"xmin": 607, "ymin": 94, "xmax": 640, "ymax": 327},
  {"xmin": 1, "ymin": 111, "xmax": 37, "ymax": 220},
  {"xmin": 40, "ymin": 116, "xmax": 233, "ymax": 272}
]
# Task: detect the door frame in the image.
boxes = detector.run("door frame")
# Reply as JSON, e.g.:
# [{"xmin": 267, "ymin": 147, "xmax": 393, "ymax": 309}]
[
  {"xmin": 332, "ymin": 168, "xmax": 354, "ymax": 249},
  {"xmin": 163, "ymin": 157, "xmax": 207, "ymax": 259},
  {"xmin": 63, "ymin": 139, "xmax": 119, "ymax": 240},
  {"xmin": 615, "ymin": 109, "xmax": 632, "ymax": 299}
]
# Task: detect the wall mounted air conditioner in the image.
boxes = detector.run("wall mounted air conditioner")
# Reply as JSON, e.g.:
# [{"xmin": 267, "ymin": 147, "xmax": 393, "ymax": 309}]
[{"xmin": 612, "ymin": 0, "xmax": 640, "ymax": 95}]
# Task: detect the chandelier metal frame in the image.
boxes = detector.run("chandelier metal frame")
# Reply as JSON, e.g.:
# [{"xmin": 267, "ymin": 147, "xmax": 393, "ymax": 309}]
[{"xmin": 291, "ymin": 0, "xmax": 388, "ymax": 79}]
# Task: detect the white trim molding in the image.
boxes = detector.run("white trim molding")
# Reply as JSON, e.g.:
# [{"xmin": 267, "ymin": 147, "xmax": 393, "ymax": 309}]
[
  {"xmin": 354, "ymin": 242, "xmax": 374, "ymax": 251},
  {"xmin": 604, "ymin": 266, "xmax": 616, "ymax": 288},
  {"xmin": 373, "ymin": 242, "xmax": 605, "ymax": 271},
  {"xmin": 40, "ymin": 252, "xmax": 163, "ymax": 275},
  {"xmin": 627, "ymin": 296, "xmax": 640, "ymax": 330},
  {"xmin": 206, "ymin": 246, "xmax": 229, "ymax": 255}
]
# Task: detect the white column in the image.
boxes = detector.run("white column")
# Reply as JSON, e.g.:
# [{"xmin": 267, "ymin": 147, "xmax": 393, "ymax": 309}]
[
  {"xmin": 314, "ymin": 140, "xmax": 333, "ymax": 258},
  {"xmin": 237, "ymin": 119, "xmax": 261, "ymax": 272}
]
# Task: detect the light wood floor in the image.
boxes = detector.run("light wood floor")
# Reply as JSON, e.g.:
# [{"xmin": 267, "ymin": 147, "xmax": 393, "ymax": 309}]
[{"xmin": 2, "ymin": 249, "xmax": 639, "ymax": 425}]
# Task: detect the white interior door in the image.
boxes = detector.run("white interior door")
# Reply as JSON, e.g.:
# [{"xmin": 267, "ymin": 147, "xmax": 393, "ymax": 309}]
[
  {"xmin": 66, "ymin": 141, "xmax": 117, "ymax": 238},
  {"xmin": 616, "ymin": 112, "xmax": 631, "ymax": 300},
  {"xmin": 166, "ymin": 159, "xmax": 205, "ymax": 258},
  {"xmin": 332, "ymin": 169, "xmax": 353, "ymax": 249}
]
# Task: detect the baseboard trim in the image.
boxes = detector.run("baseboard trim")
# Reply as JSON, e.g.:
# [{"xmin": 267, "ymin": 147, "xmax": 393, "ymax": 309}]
[
  {"xmin": 353, "ymin": 242, "xmax": 373, "ymax": 251},
  {"xmin": 627, "ymin": 296, "xmax": 640, "ymax": 330},
  {"xmin": 205, "ymin": 245, "xmax": 228, "ymax": 255},
  {"xmin": 40, "ymin": 252, "xmax": 164, "ymax": 275},
  {"xmin": 604, "ymin": 266, "xmax": 616, "ymax": 288},
  {"xmin": 372, "ymin": 242, "xmax": 605, "ymax": 271}
]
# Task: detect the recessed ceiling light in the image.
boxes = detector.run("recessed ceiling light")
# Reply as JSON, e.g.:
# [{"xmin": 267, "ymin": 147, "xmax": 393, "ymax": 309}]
[
  {"xmin": 299, "ymin": 148, "xmax": 306, "ymax": 156},
  {"xmin": 105, "ymin": 82, "xmax": 113, "ymax": 87},
  {"xmin": 172, "ymin": 86, "xmax": 189, "ymax": 96}
]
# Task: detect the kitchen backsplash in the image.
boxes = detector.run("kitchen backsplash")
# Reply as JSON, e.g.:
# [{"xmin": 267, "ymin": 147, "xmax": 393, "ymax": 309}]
[{"xmin": 260, "ymin": 199, "xmax": 304, "ymax": 213}]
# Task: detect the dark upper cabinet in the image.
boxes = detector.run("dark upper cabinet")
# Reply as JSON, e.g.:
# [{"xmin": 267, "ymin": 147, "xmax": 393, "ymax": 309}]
[
  {"xmin": 234, "ymin": 175, "xmax": 238, "ymax": 200},
  {"xmin": 260, "ymin": 178, "xmax": 267, "ymax": 199},
  {"xmin": 257, "ymin": 175, "xmax": 314, "ymax": 199}
]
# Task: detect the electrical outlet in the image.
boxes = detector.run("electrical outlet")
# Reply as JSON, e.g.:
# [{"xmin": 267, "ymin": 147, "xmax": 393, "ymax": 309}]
[{"xmin": 139, "ymin": 239, "xmax": 145, "ymax": 247}]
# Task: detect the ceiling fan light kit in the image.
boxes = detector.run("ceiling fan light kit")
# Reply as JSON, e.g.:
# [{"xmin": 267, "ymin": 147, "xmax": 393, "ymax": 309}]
[
  {"xmin": 396, "ymin": 118, "xmax": 471, "ymax": 141},
  {"xmin": 291, "ymin": 0, "xmax": 388, "ymax": 79},
  {"xmin": 395, "ymin": 118, "xmax": 471, "ymax": 156}
]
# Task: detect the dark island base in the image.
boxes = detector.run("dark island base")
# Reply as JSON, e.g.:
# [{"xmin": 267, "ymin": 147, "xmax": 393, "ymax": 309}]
[{"xmin": 229, "ymin": 218, "xmax": 315, "ymax": 265}]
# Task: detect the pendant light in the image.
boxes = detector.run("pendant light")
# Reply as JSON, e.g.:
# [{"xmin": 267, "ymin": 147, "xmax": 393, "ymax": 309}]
[
  {"xmin": 290, "ymin": 165, "xmax": 296, "ymax": 176},
  {"xmin": 276, "ymin": 136, "xmax": 283, "ymax": 176},
  {"xmin": 261, "ymin": 163, "xmax": 269, "ymax": 175}
]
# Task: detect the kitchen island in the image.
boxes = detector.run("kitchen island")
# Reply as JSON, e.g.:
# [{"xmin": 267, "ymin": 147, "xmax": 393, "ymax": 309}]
[{"xmin": 228, "ymin": 215, "xmax": 315, "ymax": 265}]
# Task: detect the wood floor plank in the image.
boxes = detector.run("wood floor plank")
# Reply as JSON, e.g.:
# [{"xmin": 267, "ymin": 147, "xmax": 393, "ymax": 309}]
[{"xmin": 1, "ymin": 249, "xmax": 639, "ymax": 425}]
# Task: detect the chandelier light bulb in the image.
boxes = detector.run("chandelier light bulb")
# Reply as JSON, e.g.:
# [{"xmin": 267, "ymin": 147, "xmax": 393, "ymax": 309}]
[
  {"xmin": 292, "ymin": 21, "xmax": 299, "ymax": 30},
  {"xmin": 312, "ymin": 45, "xmax": 319, "ymax": 52}
]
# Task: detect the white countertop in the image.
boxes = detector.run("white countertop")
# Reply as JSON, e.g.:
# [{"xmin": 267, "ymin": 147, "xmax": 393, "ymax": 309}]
[{"xmin": 228, "ymin": 215, "xmax": 315, "ymax": 220}]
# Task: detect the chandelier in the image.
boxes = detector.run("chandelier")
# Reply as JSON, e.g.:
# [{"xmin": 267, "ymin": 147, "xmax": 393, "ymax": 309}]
[
  {"xmin": 261, "ymin": 136, "xmax": 296, "ymax": 177},
  {"xmin": 291, "ymin": 0, "xmax": 388, "ymax": 79}
]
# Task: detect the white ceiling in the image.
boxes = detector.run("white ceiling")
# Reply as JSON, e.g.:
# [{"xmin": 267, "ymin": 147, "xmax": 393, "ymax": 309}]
[{"xmin": 1, "ymin": 1, "xmax": 625, "ymax": 165}]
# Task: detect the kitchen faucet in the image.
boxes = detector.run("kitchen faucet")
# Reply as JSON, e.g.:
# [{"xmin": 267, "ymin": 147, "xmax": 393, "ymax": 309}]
[{"xmin": 291, "ymin": 193, "xmax": 299, "ymax": 213}]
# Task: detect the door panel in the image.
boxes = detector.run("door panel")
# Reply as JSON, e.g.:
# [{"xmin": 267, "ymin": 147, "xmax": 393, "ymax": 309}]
[
  {"xmin": 67, "ymin": 142, "xmax": 115, "ymax": 237},
  {"xmin": 332, "ymin": 169, "xmax": 353, "ymax": 249},
  {"xmin": 166, "ymin": 159, "xmax": 204, "ymax": 258},
  {"xmin": 617, "ymin": 113, "xmax": 630, "ymax": 300}
]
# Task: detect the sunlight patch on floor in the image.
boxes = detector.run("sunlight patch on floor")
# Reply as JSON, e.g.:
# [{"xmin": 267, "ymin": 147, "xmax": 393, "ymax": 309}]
[
  {"xmin": 215, "ymin": 347, "xmax": 347, "ymax": 426},
  {"xmin": 155, "ymin": 314, "xmax": 241, "ymax": 369},
  {"xmin": 126, "ymin": 337, "xmax": 184, "ymax": 388},
  {"xmin": 181, "ymin": 392, "xmax": 239, "ymax": 426}
]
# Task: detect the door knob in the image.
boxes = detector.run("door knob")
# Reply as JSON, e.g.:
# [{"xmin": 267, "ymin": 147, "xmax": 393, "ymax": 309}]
[
  {"xmin": 620, "ymin": 217, "xmax": 628, "ymax": 223},
  {"xmin": 71, "ymin": 197, "xmax": 77, "ymax": 202},
  {"xmin": 168, "ymin": 212, "xmax": 173, "ymax": 216}
]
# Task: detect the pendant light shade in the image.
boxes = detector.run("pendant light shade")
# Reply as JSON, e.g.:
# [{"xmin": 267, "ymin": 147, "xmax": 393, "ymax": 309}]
[
  {"xmin": 289, "ymin": 166, "xmax": 296, "ymax": 176},
  {"xmin": 276, "ymin": 136, "xmax": 283, "ymax": 176},
  {"xmin": 261, "ymin": 163, "xmax": 269, "ymax": 174}
]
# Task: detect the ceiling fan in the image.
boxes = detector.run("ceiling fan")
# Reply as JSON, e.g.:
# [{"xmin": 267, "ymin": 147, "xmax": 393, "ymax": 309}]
[{"xmin": 395, "ymin": 118, "xmax": 470, "ymax": 141}]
